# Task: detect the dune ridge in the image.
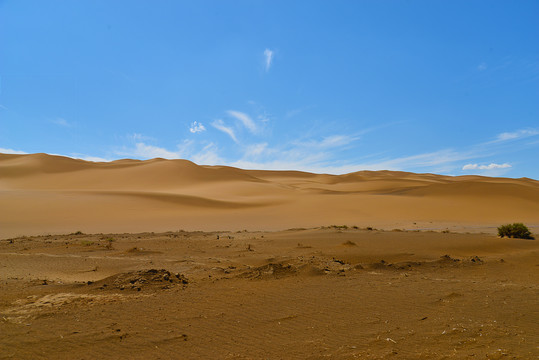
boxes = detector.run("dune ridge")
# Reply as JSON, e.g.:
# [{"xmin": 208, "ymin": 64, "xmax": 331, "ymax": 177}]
[{"xmin": 1, "ymin": 153, "xmax": 538, "ymax": 238}]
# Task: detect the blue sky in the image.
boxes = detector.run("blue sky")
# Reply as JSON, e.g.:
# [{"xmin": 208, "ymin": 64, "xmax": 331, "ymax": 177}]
[{"xmin": 1, "ymin": 1, "xmax": 538, "ymax": 178}]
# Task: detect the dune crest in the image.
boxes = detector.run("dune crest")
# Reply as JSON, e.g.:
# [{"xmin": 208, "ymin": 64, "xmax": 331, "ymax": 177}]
[{"xmin": 1, "ymin": 153, "xmax": 538, "ymax": 237}]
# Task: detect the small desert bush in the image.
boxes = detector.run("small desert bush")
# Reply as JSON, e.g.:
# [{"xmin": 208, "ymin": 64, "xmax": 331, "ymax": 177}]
[
  {"xmin": 105, "ymin": 237, "xmax": 115, "ymax": 249},
  {"xmin": 329, "ymin": 225, "xmax": 348, "ymax": 229},
  {"xmin": 497, "ymin": 223, "xmax": 534, "ymax": 240}
]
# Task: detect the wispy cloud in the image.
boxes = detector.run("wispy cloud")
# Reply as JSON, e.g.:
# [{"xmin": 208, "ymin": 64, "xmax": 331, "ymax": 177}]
[
  {"xmin": 39, "ymin": 122, "xmax": 533, "ymax": 176},
  {"xmin": 227, "ymin": 110, "xmax": 257, "ymax": 133},
  {"xmin": 70, "ymin": 154, "xmax": 111, "ymax": 162},
  {"xmin": 117, "ymin": 140, "xmax": 194, "ymax": 160},
  {"xmin": 462, "ymin": 163, "xmax": 511, "ymax": 170},
  {"xmin": 343, "ymin": 149, "xmax": 477, "ymax": 173},
  {"xmin": 496, "ymin": 129, "xmax": 539, "ymax": 141},
  {"xmin": 0, "ymin": 147, "xmax": 27, "ymax": 154},
  {"xmin": 131, "ymin": 143, "xmax": 183, "ymax": 159},
  {"xmin": 244, "ymin": 143, "xmax": 268, "ymax": 157},
  {"xmin": 51, "ymin": 118, "xmax": 72, "ymax": 127},
  {"xmin": 317, "ymin": 135, "xmax": 358, "ymax": 148},
  {"xmin": 228, "ymin": 147, "xmax": 480, "ymax": 175},
  {"xmin": 294, "ymin": 134, "xmax": 360, "ymax": 150},
  {"xmin": 191, "ymin": 143, "xmax": 223, "ymax": 165},
  {"xmin": 477, "ymin": 62, "xmax": 487, "ymax": 71},
  {"xmin": 264, "ymin": 48, "xmax": 274, "ymax": 72},
  {"xmin": 128, "ymin": 133, "xmax": 155, "ymax": 141},
  {"xmin": 212, "ymin": 119, "xmax": 238, "ymax": 142},
  {"xmin": 189, "ymin": 121, "xmax": 206, "ymax": 133},
  {"xmin": 116, "ymin": 140, "xmax": 222, "ymax": 165},
  {"xmin": 231, "ymin": 134, "xmax": 363, "ymax": 173},
  {"xmin": 226, "ymin": 125, "xmax": 536, "ymax": 175}
]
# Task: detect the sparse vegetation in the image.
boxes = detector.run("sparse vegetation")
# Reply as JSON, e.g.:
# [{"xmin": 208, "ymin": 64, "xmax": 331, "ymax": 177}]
[
  {"xmin": 326, "ymin": 225, "xmax": 348, "ymax": 230},
  {"xmin": 105, "ymin": 237, "xmax": 115, "ymax": 250},
  {"xmin": 497, "ymin": 223, "xmax": 534, "ymax": 239}
]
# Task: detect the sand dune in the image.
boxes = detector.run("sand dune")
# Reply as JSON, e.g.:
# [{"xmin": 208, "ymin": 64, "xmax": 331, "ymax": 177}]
[{"xmin": 1, "ymin": 153, "xmax": 538, "ymax": 238}]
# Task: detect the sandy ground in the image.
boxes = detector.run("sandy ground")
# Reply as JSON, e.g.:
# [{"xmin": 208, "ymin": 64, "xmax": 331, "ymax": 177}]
[
  {"xmin": 0, "ymin": 228, "xmax": 538, "ymax": 359},
  {"xmin": 1, "ymin": 153, "xmax": 538, "ymax": 359}
]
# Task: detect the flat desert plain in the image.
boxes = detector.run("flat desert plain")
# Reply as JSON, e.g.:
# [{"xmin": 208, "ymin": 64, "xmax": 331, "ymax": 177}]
[{"xmin": 1, "ymin": 153, "xmax": 538, "ymax": 359}]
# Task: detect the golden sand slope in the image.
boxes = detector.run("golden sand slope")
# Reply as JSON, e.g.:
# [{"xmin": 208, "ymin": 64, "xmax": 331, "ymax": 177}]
[{"xmin": 1, "ymin": 153, "xmax": 538, "ymax": 237}]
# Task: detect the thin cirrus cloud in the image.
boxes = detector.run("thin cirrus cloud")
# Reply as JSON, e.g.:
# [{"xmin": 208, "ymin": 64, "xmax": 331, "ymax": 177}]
[
  {"xmin": 296, "ymin": 135, "xmax": 359, "ymax": 149},
  {"xmin": 70, "ymin": 154, "xmax": 111, "ymax": 162},
  {"xmin": 51, "ymin": 118, "xmax": 73, "ymax": 127},
  {"xmin": 0, "ymin": 147, "xmax": 27, "ymax": 154},
  {"xmin": 496, "ymin": 129, "xmax": 538, "ymax": 141},
  {"xmin": 244, "ymin": 143, "xmax": 268, "ymax": 157},
  {"xmin": 462, "ymin": 163, "xmax": 511, "ymax": 170},
  {"xmin": 211, "ymin": 119, "xmax": 238, "ymax": 143},
  {"xmin": 190, "ymin": 143, "xmax": 223, "ymax": 165},
  {"xmin": 227, "ymin": 110, "xmax": 257, "ymax": 133},
  {"xmin": 189, "ymin": 121, "xmax": 206, "ymax": 133},
  {"xmin": 125, "ymin": 142, "xmax": 185, "ymax": 159},
  {"xmin": 116, "ymin": 140, "xmax": 223, "ymax": 165},
  {"xmin": 264, "ymin": 48, "xmax": 274, "ymax": 71}
]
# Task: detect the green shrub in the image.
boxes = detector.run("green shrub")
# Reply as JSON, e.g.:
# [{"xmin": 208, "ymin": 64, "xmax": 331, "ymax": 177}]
[{"xmin": 497, "ymin": 223, "xmax": 534, "ymax": 239}]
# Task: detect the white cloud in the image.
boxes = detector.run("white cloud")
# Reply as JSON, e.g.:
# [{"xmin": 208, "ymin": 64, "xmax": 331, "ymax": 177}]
[
  {"xmin": 189, "ymin": 121, "xmax": 206, "ymax": 134},
  {"xmin": 128, "ymin": 133, "xmax": 155, "ymax": 141},
  {"xmin": 462, "ymin": 163, "xmax": 511, "ymax": 170},
  {"xmin": 116, "ymin": 142, "xmax": 189, "ymax": 159},
  {"xmin": 0, "ymin": 147, "xmax": 27, "ymax": 154},
  {"xmin": 212, "ymin": 119, "xmax": 238, "ymax": 142},
  {"xmin": 191, "ymin": 143, "xmax": 222, "ymax": 165},
  {"xmin": 133, "ymin": 143, "xmax": 181, "ymax": 159},
  {"xmin": 70, "ymin": 154, "xmax": 111, "ymax": 162},
  {"xmin": 115, "ymin": 140, "xmax": 221, "ymax": 165},
  {"xmin": 496, "ymin": 129, "xmax": 539, "ymax": 141},
  {"xmin": 52, "ymin": 118, "xmax": 72, "ymax": 127},
  {"xmin": 0, "ymin": 149, "xmax": 110, "ymax": 163},
  {"xmin": 227, "ymin": 110, "xmax": 257, "ymax": 133},
  {"xmin": 296, "ymin": 135, "xmax": 359, "ymax": 149},
  {"xmin": 477, "ymin": 63, "xmax": 487, "ymax": 71},
  {"xmin": 264, "ymin": 49, "xmax": 274, "ymax": 71},
  {"xmin": 227, "ymin": 147, "xmax": 481, "ymax": 175},
  {"xmin": 245, "ymin": 143, "xmax": 268, "ymax": 157},
  {"xmin": 319, "ymin": 135, "xmax": 357, "ymax": 148},
  {"xmin": 301, "ymin": 149, "xmax": 473, "ymax": 174}
]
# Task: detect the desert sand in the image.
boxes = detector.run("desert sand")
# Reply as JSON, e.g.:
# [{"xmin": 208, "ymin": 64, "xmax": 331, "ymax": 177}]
[
  {"xmin": 1, "ymin": 153, "xmax": 539, "ymax": 238},
  {"xmin": 1, "ymin": 153, "xmax": 538, "ymax": 359}
]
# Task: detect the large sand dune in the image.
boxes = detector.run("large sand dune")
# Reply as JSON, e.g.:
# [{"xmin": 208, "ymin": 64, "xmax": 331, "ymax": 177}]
[{"xmin": 1, "ymin": 153, "xmax": 538, "ymax": 238}]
